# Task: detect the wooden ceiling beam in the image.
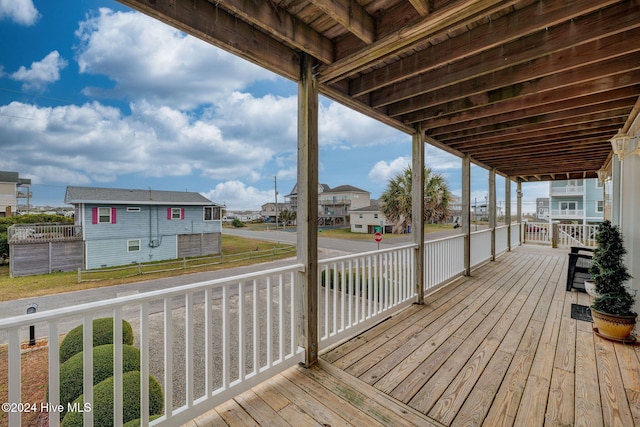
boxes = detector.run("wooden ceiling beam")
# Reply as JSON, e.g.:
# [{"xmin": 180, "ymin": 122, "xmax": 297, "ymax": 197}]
[
  {"xmin": 317, "ymin": 0, "xmax": 517, "ymax": 83},
  {"xmin": 118, "ymin": 0, "xmax": 302, "ymax": 79},
  {"xmin": 434, "ymin": 99, "xmax": 633, "ymax": 142},
  {"xmin": 309, "ymin": 0, "xmax": 375, "ymax": 44},
  {"xmin": 409, "ymin": 0, "xmax": 432, "ymax": 16},
  {"xmin": 461, "ymin": 134, "xmax": 616, "ymax": 157},
  {"xmin": 436, "ymin": 100, "xmax": 632, "ymax": 145},
  {"xmin": 413, "ymin": 84, "xmax": 640, "ymax": 130},
  {"xmin": 351, "ymin": 0, "xmax": 631, "ymax": 97},
  {"xmin": 387, "ymin": 54, "xmax": 640, "ymax": 118},
  {"xmin": 213, "ymin": 0, "xmax": 334, "ymax": 64},
  {"xmin": 376, "ymin": 31, "xmax": 640, "ymax": 109}
]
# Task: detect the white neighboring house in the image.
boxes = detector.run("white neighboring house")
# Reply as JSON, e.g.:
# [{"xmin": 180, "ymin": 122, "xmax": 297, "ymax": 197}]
[
  {"xmin": 224, "ymin": 211, "xmax": 262, "ymax": 222},
  {"xmin": 350, "ymin": 201, "xmax": 394, "ymax": 234}
]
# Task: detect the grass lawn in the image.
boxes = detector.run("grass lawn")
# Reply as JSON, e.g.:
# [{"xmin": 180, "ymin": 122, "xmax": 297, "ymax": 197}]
[{"xmin": 0, "ymin": 235, "xmax": 294, "ymax": 302}]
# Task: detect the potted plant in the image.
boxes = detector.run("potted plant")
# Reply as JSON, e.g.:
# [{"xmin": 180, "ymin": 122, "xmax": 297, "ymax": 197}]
[{"xmin": 589, "ymin": 220, "xmax": 636, "ymax": 342}]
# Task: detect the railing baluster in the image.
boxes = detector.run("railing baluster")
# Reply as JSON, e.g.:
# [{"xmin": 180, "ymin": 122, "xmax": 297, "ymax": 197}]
[
  {"xmin": 185, "ymin": 292, "xmax": 194, "ymax": 407},
  {"xmin": 113, "ymin": 308, "xmax": 123, "ymax": 426},
  {"xmin": 49, "ymin": 321, "xmax": 61, "ymax": 427},
  {"xmin": 266, "ymin": 277, "xmax": 273, "ymax": 368},
  {"xmin": 222, "ymin": 285, "xmax": 229, "ymax": 387},
  {"xmin": 253, "ymin": 279, "xmax": 259, "ymax": 375},
  {"xmin": 164, "ymin": 297, "xmax": 173, "ymax": 418},
  {"xmin": 8, "ymin": 328, "xmax": 21, "ymax": 427},
  {"xmin": 278, "ymin": 274, "xmax": 284, "ymax": 363},
  {"xmin": 238, "ymin": 282, "xmax": 245, "ymax": 381},
  {"xmin": 140, "ymin": 303, "xmax": 149, "ymax": 426},
  {"xmin": 83, "ymin": 314, "xmax": 94, "ymax": 427}
]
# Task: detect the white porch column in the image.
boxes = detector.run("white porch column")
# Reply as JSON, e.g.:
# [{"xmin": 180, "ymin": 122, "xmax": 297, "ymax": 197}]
[
  {"xmin": 505, "ymin": 176, "xmax": 512, "ymax": 251},
  {"xmin": 462, "ymin": 154, "xmax": 471, "ymax": 276},
  {"xmin": 411, "ymin": 126, "xmax": 425, "ymax": 303},
  {"xmin": 618, "ymin": 132, "xmax": 640, "ymax": 315},
  {"xmin": 297, "ymin": 53, "xmax": 319, "ymax": 367},
  {"xmin": 489, "ymin": 168, "xmax": 496, "ymax": 261},
  {"xmin": 517, "ymin": 181, "xmax": 523, "ymax": 244}
]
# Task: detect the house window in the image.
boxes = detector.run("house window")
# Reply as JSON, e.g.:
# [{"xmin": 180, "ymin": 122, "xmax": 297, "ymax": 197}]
[
  {"xmin": 596, "ymin": 200, "xmax": 604, "ymax": 213},
  {"xmin": 204, "ymin": 206, "xmax": 221, "ymax": 221},
  {"xmin": 559, "ymin": 201, "xmax": 577, "ymax": 211},
  {"xmin": 355, "ymin": 224, "xmax": 362, "ymax": 229},
  {"xmin": 167, "ymin": 208, "xmax": 184, "ymax": 220},
  {"xmin": 92, "ymin": 207, "xmax": 116, "ymax": 224},
  {"xmin": 127, "ymin": 207, "xmax": 141, "ymax": 212},
  {"xmin": 374, "ymin": 214, "xmax": 378, "ymax": 219},
  {"xmin": 359, "ymin": 214, "xmax": 363, "ymax": 218},
  {"xmin": 127, "ymin": 239, "xmax": 141, "ymax": 252}
]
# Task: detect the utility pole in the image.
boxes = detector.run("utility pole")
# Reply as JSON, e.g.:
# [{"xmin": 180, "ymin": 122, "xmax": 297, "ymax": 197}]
[{"xmin": 274, "ymin": 176, "xmax": 279, "ymax": 230}]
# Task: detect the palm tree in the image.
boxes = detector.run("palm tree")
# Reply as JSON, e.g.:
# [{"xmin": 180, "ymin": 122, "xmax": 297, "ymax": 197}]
[
  {"xmin": 379, "ymin": 166, "xmax": 451, "ymax": 234},
  {"xmin": 278, "ymin": 209, "xmax": 296, "ymax": 228}
]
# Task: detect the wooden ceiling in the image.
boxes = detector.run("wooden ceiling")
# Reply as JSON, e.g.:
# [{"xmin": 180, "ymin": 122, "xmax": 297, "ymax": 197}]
[{"xmin": 118, "ymin": 0, "xmax": 640, "ymax": 182}]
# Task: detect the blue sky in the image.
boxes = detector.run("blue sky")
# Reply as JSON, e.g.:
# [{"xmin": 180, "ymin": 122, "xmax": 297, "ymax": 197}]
[{"xmin": 0, "ymin": 0, "xmax": 547, "ymax": 212}]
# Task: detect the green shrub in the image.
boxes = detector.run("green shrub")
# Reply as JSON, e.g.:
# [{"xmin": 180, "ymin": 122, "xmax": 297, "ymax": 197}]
[
  {"xmin": 61, "ymin": 371, "xmax": 163, "ymax": 427},
  {"xmin": 59, "ymin": 318, "xmax": 134, "ymax": 364},
  {"xmin": 122, "ymin": 414, "xmax": 162, "ymax": 426},
  {"xmin": 231, "ymin": 218, "xmax": 245, "ymax": 228},
  {"xmin": 58, "ymin": 344, "xmax": 141, "ymax": 418}
]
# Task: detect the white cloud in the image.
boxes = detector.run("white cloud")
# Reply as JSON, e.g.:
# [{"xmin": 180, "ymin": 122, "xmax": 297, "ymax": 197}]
[
  {"xmin": 319, "ymin": 102, "xmax": 407, "ymax": 148},
  {"xmin": 0, "ymin": 0, "xmax": 39, "ymax": 25},
  {"xmin": 202, "ymin": 180, "xmax": 276, "ymax": 210},
  {"xmin": 0, "ymin": 101, "xmax": 273, "ymax": 185},
  {"xmin": 74, "ymin": 8, "xmax": 275, "ymax": 109},
  {"xmin": 367, "ymin": 156, "xmax": 411, "ymax": 183},
  {"xmin": 10, "ymin": 51, "xmax": 67, "ymax": 90}
]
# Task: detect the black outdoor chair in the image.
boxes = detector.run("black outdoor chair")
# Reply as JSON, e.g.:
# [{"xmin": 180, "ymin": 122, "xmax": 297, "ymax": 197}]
[{"xmin": 566, "ymin": 246, "xmax": 595, "ymax": 292}]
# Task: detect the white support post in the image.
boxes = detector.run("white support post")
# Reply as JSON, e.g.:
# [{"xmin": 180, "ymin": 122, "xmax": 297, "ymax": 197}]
[
  {"xmin": 505, "ymin": 176, "xmax": 512, "ymax": 251},
  {"xmin": 489, "ymin": 168, "xmax": 496, "ymax": 261},
  {"xmin": 462, "ymin": 154, "xmax": 471, "ymax": 276}
]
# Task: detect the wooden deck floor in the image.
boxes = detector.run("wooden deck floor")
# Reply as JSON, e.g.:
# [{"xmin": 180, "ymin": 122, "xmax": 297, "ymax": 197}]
[{"xmin": 185, "ymin": 246, "xmax": 640, "ymax": 427}]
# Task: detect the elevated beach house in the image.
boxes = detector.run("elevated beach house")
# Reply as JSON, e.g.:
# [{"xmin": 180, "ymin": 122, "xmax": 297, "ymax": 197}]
[{"xmin": 65, "ymin": 186, "xmax": 223, "ymax": 269}]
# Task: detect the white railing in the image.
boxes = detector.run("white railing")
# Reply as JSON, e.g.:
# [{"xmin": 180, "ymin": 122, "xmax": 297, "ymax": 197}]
[
  {"xmin": 0, "ymin": 265, "xmax": 304, "ymax": 427},
  {"xmin": 1, "ymin": 223, "xmax": 526, "ymax": 427},
  {"xmin": 318, "ymin": 244, "xmax": 417, "ymax": 350},
  {"xmin": 511, "ymin": 223, "xmax": 522, "ymax": 248},
  {"xmin": 550, "ymin": 209, "xmax": 584, "ymax": 218},
  {"xmin": 8, "ymin": 223, "xmax": 82, "ymax": 243},
  {"xmin": 523, "ymin": 222, "xmax": 551, "ymax": 244},
  {"xmin": 495, "ymin": 225, "xmax": 509, "ymax": 255},
  {"xmin": 558, "ymin": 224, "xmax": 598, "ymax": 248},
  {"xmin": 549, "ymin": 186, "xmax": 584, "ymax": 195},
  {"xmin": 424, "ymin": 235, "xmax": 465, "ymax": 291},
  {"xmin": 470, "ymin": 228, "xmax": 493, "ymax": 267}
]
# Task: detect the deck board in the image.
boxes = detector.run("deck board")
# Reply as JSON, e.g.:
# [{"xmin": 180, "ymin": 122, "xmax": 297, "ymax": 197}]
[{"xmin": 184, "ymin": 246, "xmax": 640, "ymax": 427}]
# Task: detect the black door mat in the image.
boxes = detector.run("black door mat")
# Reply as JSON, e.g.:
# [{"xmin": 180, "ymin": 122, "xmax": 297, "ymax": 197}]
[{"xmin": 571, "ymin": 303, "xmax": 593, "ymax": 322}]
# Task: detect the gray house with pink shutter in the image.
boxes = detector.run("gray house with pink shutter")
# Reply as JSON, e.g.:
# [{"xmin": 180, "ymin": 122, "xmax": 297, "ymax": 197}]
[{"xmin": 65, "ymin": 186, "xmax": 223, "ymax": 269}]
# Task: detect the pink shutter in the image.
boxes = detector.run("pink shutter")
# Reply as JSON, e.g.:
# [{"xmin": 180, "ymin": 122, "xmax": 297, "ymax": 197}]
[
  {"xmin": 167, "ymin": 208, "xmax": 172, "ymax": 220},
  {"xmin": 92, "ymin": 207, "xmax": 98, "ymax": 224},
  {"xmin": 111, "ymin": 208, "xmax": 117, "ymax": 224},
  {"xmin": 181, "ymin": 208, "xmax": 185, "ymax": 220}
]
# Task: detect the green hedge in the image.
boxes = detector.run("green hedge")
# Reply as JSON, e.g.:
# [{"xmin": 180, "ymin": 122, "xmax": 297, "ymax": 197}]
[
  {"xmin": 122, "ymin": 414, "xmax": 162, "ymax": 426},
  {"xmin": 58, "ymin": 344, "xmax": 141, "ymax": 418},
  {"xmin": 61, "ymin": 371, "xmax": 163, "ymax": 427},
  {"xmin": 60, "ymin": 318, "xmax": 134, "ymax": 363}
]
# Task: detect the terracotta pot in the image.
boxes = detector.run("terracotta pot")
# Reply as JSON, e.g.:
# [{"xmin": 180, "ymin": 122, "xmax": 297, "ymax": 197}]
[{"xmin": 591, "ymin": 308, "xmax": 637, "ymax": 342}]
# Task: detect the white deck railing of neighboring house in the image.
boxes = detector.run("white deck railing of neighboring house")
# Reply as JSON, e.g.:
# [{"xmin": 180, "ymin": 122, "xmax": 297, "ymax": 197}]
[
  {"xmin": 1, "ymin": 224, "xmax": 523, "ymax": 427},
  {"xmin": 7, "ymin": 224, "xmax": 83, "ymax": 244},
  {"xmin": 550, "ymin": 209, "xmax": 584, "ymax": 218}
]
